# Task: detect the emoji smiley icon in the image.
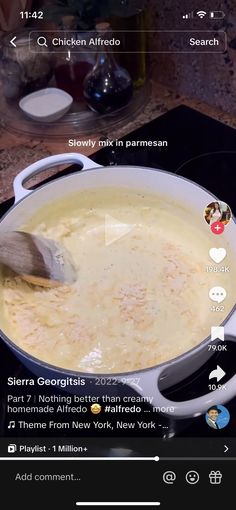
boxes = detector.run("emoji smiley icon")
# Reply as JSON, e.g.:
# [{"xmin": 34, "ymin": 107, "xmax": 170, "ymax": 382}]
[
  {"xmin": 90, "ymin": 403, "xmax": 102, "ymax": 414},
  {"xmin": 185, "ymin": 471, "xmax": 200, "ymax": 485}
]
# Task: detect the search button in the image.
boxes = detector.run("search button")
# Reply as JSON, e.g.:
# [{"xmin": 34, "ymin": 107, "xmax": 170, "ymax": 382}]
[{"xmin": 37, "ymin": 36, "xmax": 48, "ymax": 47}]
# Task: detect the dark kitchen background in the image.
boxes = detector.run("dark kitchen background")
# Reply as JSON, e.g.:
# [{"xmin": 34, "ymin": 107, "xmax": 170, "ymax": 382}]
[{"xmin": 1, "ymin": 0, "xmax": 236, "ymax": 199}]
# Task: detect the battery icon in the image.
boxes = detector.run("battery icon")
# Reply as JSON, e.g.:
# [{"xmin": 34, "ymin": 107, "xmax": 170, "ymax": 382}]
[{"xmin": 209, "ymin": 11, "xmax": 225, "ymax": 19}]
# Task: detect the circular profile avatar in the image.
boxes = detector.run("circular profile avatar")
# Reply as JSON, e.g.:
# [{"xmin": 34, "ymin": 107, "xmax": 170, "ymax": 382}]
[
  {"xmin": 205, "ymin": 405, "xmax": 230, "ymax": 430},
  {"xmin": 204, "ymin": 201, "xmax": 232, "ymax": 227}
]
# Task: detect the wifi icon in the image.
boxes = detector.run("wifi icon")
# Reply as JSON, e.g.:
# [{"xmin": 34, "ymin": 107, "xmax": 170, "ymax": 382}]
[{"xmin": 197, "ymin": 10, "xmax": 207, "ymax": 18}]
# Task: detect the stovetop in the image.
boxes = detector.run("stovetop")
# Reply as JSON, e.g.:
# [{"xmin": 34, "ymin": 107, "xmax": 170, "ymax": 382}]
[{"xmin": 1, "ymin": 105, "xmax": 236, "ymax": 439}]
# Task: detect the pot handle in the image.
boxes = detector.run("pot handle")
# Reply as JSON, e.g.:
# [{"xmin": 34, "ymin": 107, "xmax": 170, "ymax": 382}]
[
  {"xmin": 127, "ymin": 313, "xmax": 236, "ymax": 419},
  {"xmin": 13, "ymin": 153, "xmax": 101, "ymax": 203},
  {"xmin": 128, "ymin": 365, "xmax": 236, "ymax": 419},
  {"xmin": 224, "ymin": 308, "xmax": 236, "ymax": 337}
]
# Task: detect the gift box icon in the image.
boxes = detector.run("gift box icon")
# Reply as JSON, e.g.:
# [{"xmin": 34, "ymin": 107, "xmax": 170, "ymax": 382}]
[{"xmin": 209, "ymin": 470, "xmax": 222, "ymax": 484}]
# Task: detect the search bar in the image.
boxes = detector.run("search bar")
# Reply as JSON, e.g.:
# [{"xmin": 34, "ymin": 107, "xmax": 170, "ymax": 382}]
[{"xmin": 29, "ymin": 30, "xmax": 227, "ymax": 53}]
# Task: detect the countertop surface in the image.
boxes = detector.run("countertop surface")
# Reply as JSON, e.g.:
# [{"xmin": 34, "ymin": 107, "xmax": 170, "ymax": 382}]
[{"xmin": 1, "ymin": 81, "xmax": 236, "ymax": 204}]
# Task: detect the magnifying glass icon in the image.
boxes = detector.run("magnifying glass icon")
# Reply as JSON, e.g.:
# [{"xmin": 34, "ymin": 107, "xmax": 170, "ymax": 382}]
[{"xmin": 37, "ymin": 36, "xmax": 48, "ymax": 47}]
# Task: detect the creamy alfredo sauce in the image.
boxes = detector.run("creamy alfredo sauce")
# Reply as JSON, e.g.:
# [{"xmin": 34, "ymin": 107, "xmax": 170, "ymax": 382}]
[{"xmin": 1, "ymin": 188, "xmax": 235, "ymax": 373}]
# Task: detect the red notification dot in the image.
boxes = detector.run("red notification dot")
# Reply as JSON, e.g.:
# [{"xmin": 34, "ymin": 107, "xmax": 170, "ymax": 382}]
[{"xmin": 211, "ymin": 221, "xmax": 225, "ymax": 235}]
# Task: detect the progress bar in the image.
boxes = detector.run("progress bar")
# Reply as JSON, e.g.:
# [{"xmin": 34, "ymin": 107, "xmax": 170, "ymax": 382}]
[
  {"xmin": 161, "ymin": 457, "xmax": 235, "ymax": 461},
  {"xmin": 76, "ymin": 503, "xmax": 161, "ymax": 507},
  {"xmin": 0, "ymin": 456, "xmax": 159, "ymax": 461}
]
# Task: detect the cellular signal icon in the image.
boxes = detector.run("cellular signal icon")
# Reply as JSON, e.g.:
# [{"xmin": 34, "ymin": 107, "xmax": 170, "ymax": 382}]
[{"xmin": 183, "ymin": 11, "xmax": 194, "ymax": 19}]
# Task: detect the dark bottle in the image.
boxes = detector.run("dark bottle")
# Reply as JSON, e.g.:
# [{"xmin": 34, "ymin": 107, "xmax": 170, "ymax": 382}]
[
  {"xmin": 110, "ymin": 0, "xmax": 147, "ymax": 88},
  {"xmin": 83, "ymin": 23, "xmax": 133, "ymax": 114},
  {"xmin": 54, "ymin": 15, "xmax": 94, "ymax": 102}
]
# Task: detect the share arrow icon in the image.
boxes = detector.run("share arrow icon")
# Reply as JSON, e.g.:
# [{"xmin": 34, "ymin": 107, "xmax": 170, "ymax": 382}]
[{"xmin": 209, "ymin": 365, "xmax": 226, "ymax": 382}]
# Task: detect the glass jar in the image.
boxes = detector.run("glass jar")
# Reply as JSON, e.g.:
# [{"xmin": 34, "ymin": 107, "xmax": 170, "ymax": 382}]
[
  {"xmin": 83, "ymin": 23, "xmax": 133, "ymax": 114},
  {"xmin": 0, "ymin": 30, "xmax": 53, "ymax": 100}
]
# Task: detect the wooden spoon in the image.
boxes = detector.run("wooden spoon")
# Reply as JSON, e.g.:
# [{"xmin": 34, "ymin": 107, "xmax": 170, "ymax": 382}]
[{"xmin": 0, "ymin": 231, "xmax": 77, "ymax": 288}]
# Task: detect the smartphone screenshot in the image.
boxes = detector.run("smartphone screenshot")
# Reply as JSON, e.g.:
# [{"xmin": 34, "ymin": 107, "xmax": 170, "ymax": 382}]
[{"xmin": 0, "ymin": 1, "xmax": 235, "ymax": 508}]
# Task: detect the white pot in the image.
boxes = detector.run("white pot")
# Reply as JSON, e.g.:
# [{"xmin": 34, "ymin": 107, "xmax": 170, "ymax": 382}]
[{"xmin": 0, "ymin": 153, "xmax": 236, "ymax": 418}]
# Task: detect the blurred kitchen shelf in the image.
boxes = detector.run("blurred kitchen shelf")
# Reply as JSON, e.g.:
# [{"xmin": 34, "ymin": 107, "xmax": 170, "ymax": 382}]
[{"xmin": 0, "ymin": 81, "xmax": 150, "ymax": 139}]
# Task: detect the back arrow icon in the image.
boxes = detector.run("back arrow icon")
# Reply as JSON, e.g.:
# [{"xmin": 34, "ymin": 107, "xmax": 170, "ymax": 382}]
[
  {"xmin": 224, "ymin": 445, "xmax": 229, "ymax": 453},
  {"xmin": 10, "ymin": 37, "xmax": 17, "ymax": 47}
]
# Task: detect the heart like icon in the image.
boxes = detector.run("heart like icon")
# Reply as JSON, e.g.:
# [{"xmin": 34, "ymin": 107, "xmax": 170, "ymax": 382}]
[{"xmin": 209, "ymin": 248, "xmax": 226, "ymax": 264}]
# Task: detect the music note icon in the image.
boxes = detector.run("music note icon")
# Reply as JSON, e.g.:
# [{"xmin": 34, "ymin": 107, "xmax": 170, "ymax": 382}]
[{"xmin": 8, "ymin": 421, "xmax": 15, "ymax": 429}]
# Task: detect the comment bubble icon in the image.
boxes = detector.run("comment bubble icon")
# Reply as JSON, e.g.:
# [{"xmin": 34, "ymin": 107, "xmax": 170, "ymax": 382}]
[{"xmin": 209, "ymin": 286, "xmax": 227, "ymax": 303}]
